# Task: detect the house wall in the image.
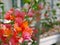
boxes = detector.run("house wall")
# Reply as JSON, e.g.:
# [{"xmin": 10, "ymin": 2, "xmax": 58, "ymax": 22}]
[
  {"xmin": 2, "ymin": 0, "xmax": 12, "ymax": 11},
  {"xmin": 2, "ymin": 0, "xmax": 21, "ymax": 11}
]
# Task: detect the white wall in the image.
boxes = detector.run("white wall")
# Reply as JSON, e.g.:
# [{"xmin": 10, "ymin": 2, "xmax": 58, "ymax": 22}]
[
  {"xmin": 2, "ymin": 0, "xmax": 12, "ymax": 11},
  {"xmin": 2, "ymin": 0, "xmax": 21, "ymax": 11},
  {"xmin": 17, "ymin": 0, "xmax": 21, "ymax": 8}
]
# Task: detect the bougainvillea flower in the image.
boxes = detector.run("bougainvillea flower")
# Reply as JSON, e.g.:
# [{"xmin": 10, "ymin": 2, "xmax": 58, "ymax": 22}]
[
  {"xmin": 9, "ymin": 35, "xmax": 20, "ymax": 45},
  {"xmin": 4, "ymin": 14, "xmax": 15, "ymax": 20},
  {"xmin": 15, "ymin": 17, "xmax": 23, "ymax": 25},
  {"xmin": 13, "ymin": 30, "xmax": 18, "ymax": 38},
  {"xmin": 14, "ymin": 10, "xmax": 21, "ymax": 17},
  {"xmin": 1, "ymin": 36, "xmax": 7, "ymax": 43},
  {"xmin": 4, "ymin": 28, "xmax": 12, "ymax": 37},
  {"xmin": 4, "ymin": 8, "xmax": 14, "ymax": 20},
  {"xmin": 27, "ymin": 9, "xmax": 34, "ymax": 17},
  {"xmin": 1, "ymin": 43, "xmax": 8, "ymax": 45},
  {"xmin": 32, "ymin": 34, "xmax": 38, "ymax": 41},
  {"xmin": 0, "ymin": 29, "xmax": 4, "ymax": 38},
  {"xmin": 8, "ymin": 8, "xmax": 14, "ymax": 14},
  {"xmin": 10, "ymin": 15, "xmax": 15, "ymax": 20},
  {"xmin": 4, "ymin": 13, "xmax": 11, "ymax": 20},
  {"xmin": 14, "ymin": 10, "xmax": 26, "ymax": 19},
  {"xmin": 19, "ymin": 11, "xmax": 26, "ymax": 19},
  {"xmin": 33, "ymin": 29, "xmax": 38, "ymax": 34},
  {"xmin": 9, "ymin": 37, "xmax": 18, "ymax": 45},
  {"xmin": 23, "ymin": 27, "xmax": 33, "ymax": 35},
  {"xmin": 4, "ymin": 24, "xmax": 11, "ymax": 29},
  {"xmin": 21, "ymin": 21, "xmax": 28, "ymax": 29},
  {"xmin": 2, "ymin": 24, "xmax": 7, "ymax": 30},
  {"xmin": 14, "ymin": 23, "xmax": 22, "ymax": 33},
  {"xmin": 0, "ymin": 9, "xmax": 33, "ymax": 45},
  {"xmin": 22, "ymin": 32, "xmax": 31, "ymax": 41},
  {"xmin": 22, "ymin": 27, "xmax": 33, "ymax": 41},
  {"xmin": 5, "ymin": 8, "xmax": 14, "ymax": 16},
  {"xmin": 18, "ymin": 37, "xmax": 23, "ymax": 43}
]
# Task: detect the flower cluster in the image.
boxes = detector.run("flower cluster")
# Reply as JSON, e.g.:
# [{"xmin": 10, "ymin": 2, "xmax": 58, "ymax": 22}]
[
  {"xmin": 0, "ymin": 8, "xmax": 33, "ymax": 45},
  {"xmin": 0, "ymin": 0, "xmax": 57, "ymax": 45}
]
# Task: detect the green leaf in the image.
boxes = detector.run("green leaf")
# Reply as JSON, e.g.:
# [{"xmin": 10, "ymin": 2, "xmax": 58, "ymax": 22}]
[
  {"xmin": 23, "ymin": 0, "xmax": 31, "ymax": 4},
  {"xmin": 35, "ymin": 0, "xmax": 39, "ymax": 3},
  {"xmin": 56, "ymin": 3, "xmax": 60, "ymax": 6},
  {"xmin": 25, "ymin": 15, "xmax": 30, "ymax": 21},
  {"xmin": 52, "ymin": 9, "xmax": 56, "ymax": 15},
  {"xmin": 31, "ymin": 41, "xmax": 38, "ymax": 45},
  {"xmin": 32, "ymin": 4, "xmax": 38, "ymax": 10},
  {"xmin": 0, "ymin": 39, "xmax": 2, "ymax": 45},
  {"xmin": 21, "ymin": 41, "xmax": 28, "ymax": 45}
]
